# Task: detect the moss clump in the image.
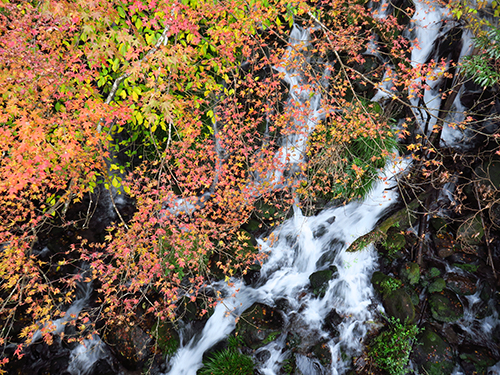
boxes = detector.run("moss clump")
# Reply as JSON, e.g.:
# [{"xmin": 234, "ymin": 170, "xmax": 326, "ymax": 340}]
[
  {"xmin": 151, "ymin": 321, "xmax": 179, "ymax": 356},
  {"xmin": 428, "ymin": 278, "xmax": 446, "ymax": 293}
]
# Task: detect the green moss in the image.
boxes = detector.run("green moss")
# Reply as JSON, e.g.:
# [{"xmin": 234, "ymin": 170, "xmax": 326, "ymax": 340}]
[
  {"xmin": 151, "ymin": 321, "xmax": 179, "ymax": 356},
  {"xmin": 428, "ymin": 278, "xmax": 446, "ymax": 293},
  {"xmin": 400, "ymin": 262, "xmax": 420, "ymax": 285},
  {"xmin": 454, "ymin": 263, "xmax": 479, "ymax": 273}
]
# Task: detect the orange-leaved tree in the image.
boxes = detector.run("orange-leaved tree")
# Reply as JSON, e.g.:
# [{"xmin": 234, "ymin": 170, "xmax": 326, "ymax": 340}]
[{"xmin": 0, "ymin": 0, "xmax": 471, "ymax": 367}]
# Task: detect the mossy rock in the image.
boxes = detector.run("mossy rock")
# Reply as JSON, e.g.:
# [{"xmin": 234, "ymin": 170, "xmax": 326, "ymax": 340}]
[
  {"xmin": 405, "ymin": 286, "xmax": 420, "ymax": 306},
  {"xmin": 429, "ymin": 290, "xmax": 464, "ymax": 323},
  {"xmin": 383, "ymin": 228, "xmax": 406, "ymax": 254},
  {"xmin": 475, "ymin": 157, "xmax": 500, "ymax": 190},
  {"xmin": 400, "ymin": 262, "xmax": 420, "ymax": 285},
  {"xmin": 428, "ymin": 278, "xmax": 446, "ymax": 293},
  {"xmin": 150, "ymin": 321, "xmax": 179, "ymax": 356},
  {"xmin": 457, "ymin": 216, "xmax": 484, "ymax": 246},
  {"xmin": 412, "ymin": 326, "xmax": 454, "ymax": 375},
  {"xmin": 459, "ymin": 344, "xmax": 497, "ymax": 375},
  {"xmin": 309, "ymin": 268, "xmax": 336, "ymax": 297},
  {"xmin": 383, "ymin": 289, "xmax": 415, "ymax": 323},
  {"xmin": 236, "ymin": 303, "xmax": 283, "ymax": 350},
  {"xmin": 371, "ymin": 271, "xmax": 391, "ymax": 295},
  {"xmin": 445, "ymin": 273, "xmax": 477, "ymax": 296},
  {"xmin": 428, "ymin": 267, "xmax": 441, "ymax": 279},
  {"xmin": 430, "ymin": 217, "xmax": 448, "ymax": 233}
]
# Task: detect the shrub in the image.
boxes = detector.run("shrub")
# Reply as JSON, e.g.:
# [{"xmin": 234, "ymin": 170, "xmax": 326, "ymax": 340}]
[
  {"xmin": 198, "ymin": 347, "xmax": 254, "ymax": 375},
  {"xmin": 369, "ymin": 316, "xmax": 420, "ymax": 375}
]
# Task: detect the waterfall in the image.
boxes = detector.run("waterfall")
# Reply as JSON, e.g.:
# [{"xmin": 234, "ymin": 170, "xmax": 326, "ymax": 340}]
[{"xmin": 165, "ymin": 160, "xmax": 405, "ymax": 375}]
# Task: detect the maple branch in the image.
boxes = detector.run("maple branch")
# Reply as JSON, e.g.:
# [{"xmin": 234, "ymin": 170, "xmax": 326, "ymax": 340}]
[{"xmin": 97, "ymin": 24, "xmax": 171, "ymax": 133}]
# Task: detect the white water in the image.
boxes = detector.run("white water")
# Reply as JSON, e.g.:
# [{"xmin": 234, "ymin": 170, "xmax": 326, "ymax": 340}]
[
  {"xmin": 30, "ymin": 271, "xmax": 92, "ymax": 344},
  {"xmin": 165, "ymin": 160, "xmax": 406, "ymax": 375},
  {"xmin": 408, "ymin": 0, "xmax": 451, "ymax": 133}
]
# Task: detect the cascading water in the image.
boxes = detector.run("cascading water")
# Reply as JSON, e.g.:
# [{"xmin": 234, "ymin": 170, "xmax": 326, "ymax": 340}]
[{"xmin": 165, "ymin": 161, "xmax": 405, "ymax": 375}]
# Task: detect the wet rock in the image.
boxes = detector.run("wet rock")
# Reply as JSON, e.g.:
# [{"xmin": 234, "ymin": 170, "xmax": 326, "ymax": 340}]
[
  {"xmin": 480, "ymin": 281, "xmax": 494, "ymax": 302},
  {"xmin": 412, "ymin": 325, "xmax": 454, "ymax": 375},
  {"xmin": 86, "ymin": 358, "xmax": 119, "ymax": 375},
  {"xmin": 237, "ymin": 303, "xmax": 283, "ymax": 350},
  {"xmin": 428, "ymin": 278, "xmax": 446, "ymax": 293},
  {"xmin": 317, "ymin": 239, "xmax": 344, "ymax": 267},
  {"xmin": 444, "ymin": 273, "xmax": 477, "ymax": 296},
  {"xmin": 103, "ymin": 323, "xmax": 152, "ymax": 370},
  {"xmin": 309, "ymin": 268, "xmax": 336, "ymax": 297},
  {"xmin": 459, "ymin": 344, "xmax": 497, "ymax": 375},
  {"xmin": 400, "ymin": 262, "xmax": 420, "ymax": 285},
  {"xmin": 429, "ymin": 290, "xmax": 464, "ymax": 323},
  {"xmin": 383, "ymin": 288, "xmax": 415, "ymax": 323},
  {"xmin": 313, "ymin": 225, "xmax": 328, "ymax": 239},
  {"xmin": 255, "ymin": 349, "xmax": 271, "ymax": 364},
  {"xmin": 457, "ymin": 216, "xmax": 484, "ymax": 246},
  {"xmin": 448, "ymin": 252, "xmax": 480, "ymax": 265},
  {"xmin": 308, "ymin": 339, "xmax": 332, "ymax": 368},
  {"xmin": 243, "ymin": 263, "xmax": 261, "ymax": 286},
  {"xmin": 323, "ymin": 309, "xmax": 342, "ymax": 336},
  {"xmin": 434, "ymin": 232, "xmax": 456, "ymax": 258}
]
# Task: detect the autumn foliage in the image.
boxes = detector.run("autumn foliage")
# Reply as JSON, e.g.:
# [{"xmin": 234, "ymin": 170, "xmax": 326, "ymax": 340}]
[{"xmin": 0, "ymin": 0, "xmax": 489, "ymax": 368}]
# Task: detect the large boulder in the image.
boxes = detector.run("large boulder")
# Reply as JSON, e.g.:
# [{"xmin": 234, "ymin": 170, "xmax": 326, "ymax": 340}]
[
  {"xmin": 412, "ymin": 325, "xmax": 455, "ymax": 375},
  {"xmin": 459, "ymin": 344, "xmax": 497, "ymax": 375},
  {"xmin": 444, "ymin": 273, "xmax": 478, "ymax": 296},
  {"xmin": 103, "ymin": 323, "xmax": 152, "ymax": 370},
  {"xmin": 371, "ymin": 272, "xmax": 415, "ymax": 323},
  {"xmin": 429, "ymin": 290, "xmax": 464, "ymax": 323}
]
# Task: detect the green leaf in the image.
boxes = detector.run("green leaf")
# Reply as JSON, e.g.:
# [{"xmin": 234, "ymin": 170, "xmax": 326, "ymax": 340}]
[
  {"xmin": 117, "ymin": 6, "xmax": 126, "ymax": 18},
  {"xmin": 112, "ymin": 176, "xmax": 121, "ymax": 189},
  {"xmin": 112, "ymin": 58, "xmax": 120, "ymax": 72}
]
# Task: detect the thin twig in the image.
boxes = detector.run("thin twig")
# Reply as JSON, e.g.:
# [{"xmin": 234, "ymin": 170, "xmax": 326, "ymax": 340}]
[{"xmin": 473, "ymin": 181, "xmax": 497, "ymax": 279}]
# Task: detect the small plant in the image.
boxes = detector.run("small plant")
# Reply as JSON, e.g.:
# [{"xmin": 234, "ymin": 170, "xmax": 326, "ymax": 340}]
[
  {"xmin": 369, "ymin": 316, "xmax": 421, "ymax": 375},
  {"xmin": 263, "ymin": 331, "xmax": 280, "ymax": 345},
  {"xmin": 380, "ymin": 277, "xmax": 402, "ymax": 295},
  {"xmin": 198, "ymin": 347, "xmax": 254, "ymax": 375}
]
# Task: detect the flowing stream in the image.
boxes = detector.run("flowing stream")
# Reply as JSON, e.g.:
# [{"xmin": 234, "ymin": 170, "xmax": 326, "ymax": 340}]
[{"xmin": 166, "ymin": 162, "xmax": 404, "ymax": 375}]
